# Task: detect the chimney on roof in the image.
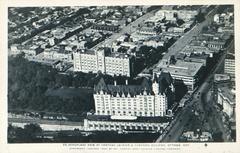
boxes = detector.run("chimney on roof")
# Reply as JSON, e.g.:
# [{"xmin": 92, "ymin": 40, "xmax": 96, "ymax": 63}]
[
  {"xmin": 125, "ymin": 79, "xmax": 128, "ymax": 85},
  {"xmin": 114, "ymin": 80, "xmax": 117, "ymax": 86}
]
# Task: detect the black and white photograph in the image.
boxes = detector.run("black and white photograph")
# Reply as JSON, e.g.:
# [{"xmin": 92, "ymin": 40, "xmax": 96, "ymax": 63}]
[
  {"xmin": 6, "ymin": 4, "xmax": 236, "ymax": 143},
  {"xmin": 1, "ymin": 0, "xmax": 240, "ymax": 152}
]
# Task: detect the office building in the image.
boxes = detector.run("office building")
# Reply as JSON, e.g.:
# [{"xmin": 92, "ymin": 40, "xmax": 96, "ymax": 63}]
[
  {"xmin": 73, "ymin": 48, "xmax": 134, "ymax": 77},
  {"xmin": 224, "ymin": 50, "xmax": 235, "ymax": 78},
  {"xmin": 154, "ymin": 57, "xmax": 204, "ymax": 91}
]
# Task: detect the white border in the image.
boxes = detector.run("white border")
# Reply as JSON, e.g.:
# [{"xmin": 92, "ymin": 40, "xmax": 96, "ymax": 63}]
[{"xmin": 1, "ymin": 0, "xmax": 239, "ymax": 153}]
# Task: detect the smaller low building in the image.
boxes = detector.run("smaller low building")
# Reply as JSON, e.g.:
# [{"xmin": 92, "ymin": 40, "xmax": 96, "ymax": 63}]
[
  {"xmin": 180, "ymin": 45, "xmax": 220, "ymax": 58},
  {"xmin": 181, "ymin": 130, "xmax": 213, "ymax": 142},
  {"xmin": 9, "ymin": 44, "xmax": 20, "ymax": 55},
  {"xmin": 143, "ymin": 40, "xmax": 165, "ymax": 48},
  {"xmin": 143, "ymin": 36, "xmax": 171, "ymax": 48},
  {"xmin": 92, "ymin": 23, "xmax": 120, "ymax": 32},
  {"xmin": 137, "ymin": 22, "xmax": 161, "ymax": 36},
  {"xmin": 83, "ymin": 115, "xmax": 170, "ymax": 132},
  {"xmin": 168, "ymin": 27, "xmax": 187, "ymax": 33},
  {"xmin": 43, "ymin": 48, "xmax": 72, "ymax": 62},
  {"xmin": 9, "ymin": 44, "xmax": 44, "ymax": 58},
  {"xmin": 207, "ymin": 40, "xmax": 226, "ymax": 50}
]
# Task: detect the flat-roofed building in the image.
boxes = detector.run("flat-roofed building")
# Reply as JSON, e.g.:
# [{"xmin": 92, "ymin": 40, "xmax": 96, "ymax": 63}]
[
  {"xmin": 168, "ymin": 27, "xmax": 187, "ymax": 33},
  {"xmin": 207, "ymin": 40, "xmax": 226, "ymax": 50},
  {"xmin": 137, "ymin": 25, "xmax": 161, "ymax": 36},
  {"xmin": 73, "ymin": 48, "xmax": 135, "ymax": 77},
  {"xmin": 184, "ymin": 53, "xmax": 209, "ymax": 66},
  {"xmin": 155, "ymin": 9, "xmax": 198, "ymax": 21},
  {"xmin": 83, "ymin": 115, "xmax": 170, "ymax": 132},
  {"xmin": 92, "ymin": 23, "xmax": 120, "ymax": 32},
  {"xmin": 43, "ymin": 48, "xmax": 72, "ymax": 62},
  {"xmin": 154, "ymin": 58, "xmax": 203, "ymax": 91},
  {"xmin": 180, "ymin": 45, "xmax": 220, "ymax": 58}
]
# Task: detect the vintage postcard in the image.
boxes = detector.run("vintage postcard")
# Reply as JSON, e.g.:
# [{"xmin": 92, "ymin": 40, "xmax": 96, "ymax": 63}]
[{"xmin": 0, "ymin": 0, "xmax": 239, "ymax": 153}]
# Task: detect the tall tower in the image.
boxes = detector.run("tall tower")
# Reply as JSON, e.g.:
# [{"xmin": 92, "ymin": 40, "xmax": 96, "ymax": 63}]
[
  {"xmin": 96, "ymin": 49, "xmax": 106, "ymax": 73},
  {"xmin": 73, "ymin": 51, "xmax": 82, "ymax": 71},
  {"xmin": 152, "ymin": 75, "xmax": 159, "ymax": 95}
]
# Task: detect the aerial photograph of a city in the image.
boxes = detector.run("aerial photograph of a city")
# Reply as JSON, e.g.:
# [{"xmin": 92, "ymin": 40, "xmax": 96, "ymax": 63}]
[{"xmin": 7, "ymin": 5, "xmax": 235, "ymax": 143}]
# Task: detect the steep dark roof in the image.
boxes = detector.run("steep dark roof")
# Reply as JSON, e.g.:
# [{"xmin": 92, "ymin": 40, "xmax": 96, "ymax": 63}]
[
  {"xmin": 94, "ymin": 78, "xmax": 108, "ymax": 91},
  {"xmin": 158, "ymin": 72, "xmax": 173, "ymax": 85},
  {"xmin": 226, "ymin": 53, "xmax": 235, "ymax": 59},
  {"xmin": 153, "ymin": 72, "xmax": 173, "ymax": 94},
  {"xmin": 94, "ymin": 72, "xmax": 173, "ymax": 96},
  {"xmin": 95, "ymin": 78, "xmax": 152, "ymax": 97}
]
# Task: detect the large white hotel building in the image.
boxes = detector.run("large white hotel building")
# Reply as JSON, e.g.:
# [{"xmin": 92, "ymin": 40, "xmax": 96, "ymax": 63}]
[
  {"xmin": 73, "ymin": 48, "xmax": 135, "ymax": 77},
  {"xmin": 93, "ymin": 72, "xmax": 175, "ymax": 117},
  {"xmin": 82, "ymin": 68, "xmax": 175, "ymax": 132}
]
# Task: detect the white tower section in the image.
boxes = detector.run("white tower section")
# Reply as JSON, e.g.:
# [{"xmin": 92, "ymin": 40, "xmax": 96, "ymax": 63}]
[
  {"xmin": 151, "ymin": 75, "xmax": 169, "ymax": 117},
  {"xmin": 152, "ymin": 80, "xmax": 159, "ymax": 95},
  {"xmin": 73, "ymin": 52, "xmax": 82, "ymax": 71},
  {"xmin": 96, "ymin": 49, "xmax": 106, "ymax": 73}
]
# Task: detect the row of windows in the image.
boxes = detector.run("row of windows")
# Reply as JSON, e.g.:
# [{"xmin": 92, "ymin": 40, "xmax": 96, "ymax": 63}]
[
  {"xmin": 95, "ymin": 99, "xmax": 161, "ymax": 105},
  {"xmin": 96, "ymin": 110, "xmax": 155, "ymax": 116},
  {"xmin": 97, "ymin": 105, "xmax": 154, "ymax": 110},
  {"xmin": 105, "ymin": 58, "xmax": 129, "ymax": 63},
  {"xmin": 88, "ymin": 124, "xmax": 162, "ymax": 130},
  {"xmin": 80, "ymin": 61, "xmax": 96, "ymax": 65},
  {"xmin": 81, "ymin": 56, "xmax": 96, "ymax": 59},
  {"xmin": 95, "ymin": 102, "xmax": 155, "ymax": 107},
  {"xmin": 105, "ymin": 63, "xmax": 129, "ymax": 66},
  {"xmin": 105, "ymin": 68, "xmax": 129, "ymax": 72}
]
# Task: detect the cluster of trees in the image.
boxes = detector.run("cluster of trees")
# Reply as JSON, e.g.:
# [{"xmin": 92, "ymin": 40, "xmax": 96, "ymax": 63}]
[
  {"xmin": 195, "ymin": 10, "xmax": 205, "ymax": 23},
  {"xmin": 8, "ymin": 54, "xmax": 96, "ymax": 113},
  {"xmin": 138, "ymin": 45, "xmax": 167, "ymax": 68},
  {"xmin": 9, "ymin": 53, "xmax": 141, "ymax": 114},
  {"xmin": 216, "ymin": 5, "xmax": 233, "ymax": 14},
  {"xmin": 8, "ymin": 124, "xmax": 46, "ymax": 143},
  {"xmin": 8, "ymin": 54, "xmax": 57, "ymax": 110},
  {"xmin": 51, "ymin": 131, "xmax": 159, "ymax": 143}
]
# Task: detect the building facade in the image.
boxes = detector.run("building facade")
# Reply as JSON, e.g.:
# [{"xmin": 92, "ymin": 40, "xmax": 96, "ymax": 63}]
[
  {"xmin": 73, "ymin": 48, "xmax": 134, "ymax": 77},
  {"xmin": 93, "ymin": 72, "xmax": 175, "ymax": 117},
  {"xmin": 83, "ymin": 117, "xmax": 170, "ymax": 132},
  {"xmin": 217, "ymin": 87, "xmax": 235, "ymax": 118},
  {"xmin": 155, "ymin": 10, "xmax": 198, "ymax": 21},
  {"xmin": 154, "ymin": 58, "xmax": 204, "ymax": 91},
  {"xmin": 92, "ymin": 23, "xmax": 120, "ymax": 32},
  {"xmin": 213, "ymin": 74, "xmax": 231, "ymax": 102},
  {"xmin": 224, "ymin": 53, "xmax": 235, "ymax": 78}
]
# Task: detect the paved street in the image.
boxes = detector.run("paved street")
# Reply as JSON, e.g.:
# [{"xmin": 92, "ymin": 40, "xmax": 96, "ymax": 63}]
[
  {"xmin": 164, "ymin": 6, "xmax": 218, "ymax": 60},
  {"xmin": 8, "ymin": 117, "xmax": 84, "ymax": 126},
  {"xmin": 92, "ymin": 10, "xmax": 156, "ymax": 49},
  {"xmin": 156, "ymin": 29, "xmax": 233, "ymax": 143},
  {"xmin": 156, "ymin": 6, "xmax": 220, "ymax": 142},
  {"xmin": 199, "ymin": 40, "xmax": 234, "ymax": 142},
  {"xmin": 154, "ymin": 6, "xmax": 218, "ymax": 70}
]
